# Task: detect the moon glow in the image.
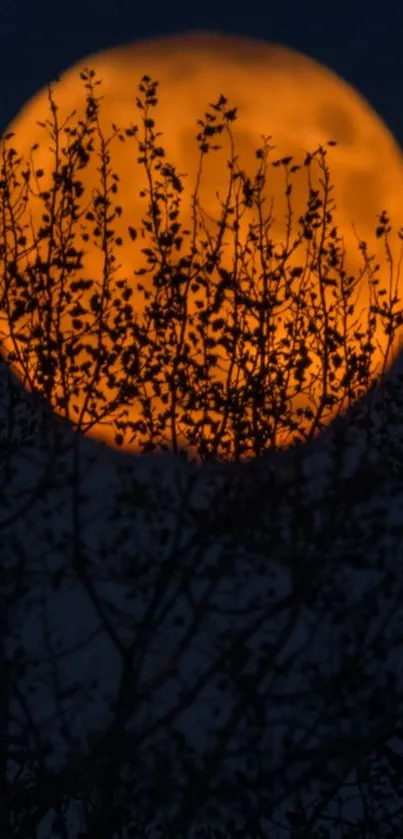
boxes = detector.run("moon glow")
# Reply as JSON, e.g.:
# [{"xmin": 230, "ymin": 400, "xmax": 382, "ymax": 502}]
[{"xmin": 2, "ymin": 31, "xmax": 403, "ymax": 459}]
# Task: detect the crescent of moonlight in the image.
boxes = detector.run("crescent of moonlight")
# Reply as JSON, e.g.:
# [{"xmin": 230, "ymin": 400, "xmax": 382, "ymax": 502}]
[{"xmin": 1, "ymin": 31, "xmax": 403, "ymax": 459}]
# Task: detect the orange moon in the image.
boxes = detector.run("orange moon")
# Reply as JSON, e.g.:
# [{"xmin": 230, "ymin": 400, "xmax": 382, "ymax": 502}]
[{"xmin": 1, "ymin": 31, "xmax": 403, "ymax": 460}]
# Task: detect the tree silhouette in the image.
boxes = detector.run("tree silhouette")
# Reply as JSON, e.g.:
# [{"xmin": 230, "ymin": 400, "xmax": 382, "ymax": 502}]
[{"xmin": 0, "ymin": 69, "xmax": 403, "ymax": 839}]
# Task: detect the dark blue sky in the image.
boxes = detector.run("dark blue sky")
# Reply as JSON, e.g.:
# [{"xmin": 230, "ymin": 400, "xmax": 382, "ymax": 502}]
[{"xmin": 1, "ymin": 0, "xmax": 403, "ymax": 149}]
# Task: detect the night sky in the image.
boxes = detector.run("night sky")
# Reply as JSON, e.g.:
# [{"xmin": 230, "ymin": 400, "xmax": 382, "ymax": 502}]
[
  {"xmin": 1, "ymin": 0, "xmax": 403, "ymax": 153},
  {"xmin": 3, "ymin": 5, "xmax": 403, "ymax": 834}
]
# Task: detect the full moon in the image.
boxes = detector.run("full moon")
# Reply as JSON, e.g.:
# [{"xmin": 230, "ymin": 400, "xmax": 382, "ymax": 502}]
[{"xmin": 1, "ymin": 31, "xmax": 403, "ymax": 460}]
